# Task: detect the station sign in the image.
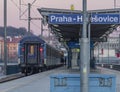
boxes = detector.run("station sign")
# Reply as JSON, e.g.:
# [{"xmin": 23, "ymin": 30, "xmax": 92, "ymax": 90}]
[
  {"xmin": 67, "ymin": 41, "xmax": 94, "ymax": 48},
  {"xmin": 91, "ymin": 37, "xmax": 107, "ymax": 42},
  {"xmin": 67, "ymin": 42, "xmax": 80, "ymax": 48},
  {"xmin": 49, "ymin": 14, "xmax": 82, "ymax": 24},
  {"xmin": 91, "ymin": 14, "xmax": 119, "ymax": 24},
  {"xmin": 48, "ymin": 14, "xmax": 120, "ymax": 24}
]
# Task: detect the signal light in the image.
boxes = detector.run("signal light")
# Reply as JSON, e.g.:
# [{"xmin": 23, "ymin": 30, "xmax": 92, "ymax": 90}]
[
  {"xmin": 116, "ymin": 53, "xmax": 120, "ymax": 57},
  {"xmin": 40, "ymin": 48, "xmax": 43, "ymax": 52},
  {"xmin": 22, "ymin": 48, "xmax": 24, "ymax": 52}
]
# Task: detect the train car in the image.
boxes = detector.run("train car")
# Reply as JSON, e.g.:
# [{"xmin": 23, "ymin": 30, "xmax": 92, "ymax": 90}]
[
  {"xmin": 44, "ymin": 43, "xmax": 63, "ymax": 69},
  {"xmin": 18, "ymin": 35, "xmax": 63, "ymax": 75}
]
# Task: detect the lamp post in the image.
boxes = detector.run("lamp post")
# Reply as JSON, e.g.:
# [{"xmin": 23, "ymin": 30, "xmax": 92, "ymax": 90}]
[
  {"xmin": 28, "ymin": 3, "xmax": 31, "ymax": 34},
  {"xmin": 4, "ymin": 0, "xmax": 7, "ymax": 75}
]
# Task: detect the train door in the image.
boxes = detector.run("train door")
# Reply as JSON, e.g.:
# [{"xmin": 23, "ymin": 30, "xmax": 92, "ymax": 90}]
[
  {"xmin": 24, "ymin": 42, "xmax": 42, "ymax": 75},
  {"xmin": 24, "ymin": 43, "xmax": 41, "ymax": 65}
]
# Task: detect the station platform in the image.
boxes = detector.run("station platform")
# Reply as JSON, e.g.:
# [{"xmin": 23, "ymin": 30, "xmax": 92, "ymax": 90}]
[
  {"xmin": 0, "ymin": 66, "xmax": 119, "ymax": 92},
  {"xmin": 0, "ymin": 63, "xmax": 20, "ymax": 75}
]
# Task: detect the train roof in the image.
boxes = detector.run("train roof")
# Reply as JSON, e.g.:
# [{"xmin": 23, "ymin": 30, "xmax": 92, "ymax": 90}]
[
  {"xmin": 19, "ymin": 35, "xmax": 45, "ymax": 44},
  {"xmin": 45, "ymin": 43, "xmax": 62, "ymax": 53}
]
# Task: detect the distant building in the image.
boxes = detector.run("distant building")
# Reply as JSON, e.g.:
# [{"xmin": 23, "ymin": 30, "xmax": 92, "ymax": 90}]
[
  {"xmin": 94, "ymin": 37, "xmax": 120, "ymax": 63},
  {"xmin": 0, "ymin": 39, "xmax": 4, "ymax": 62},
  {"xmin": 7, "ymin": 37, "xmax": 21, "ymax": 62},
  {"xmin": 0, "ymin": 36, "xmax": 21, "ymax": 62}
]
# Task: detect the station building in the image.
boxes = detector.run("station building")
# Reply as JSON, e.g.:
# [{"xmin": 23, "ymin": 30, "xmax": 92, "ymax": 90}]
[{"xmin": 94, "ymin": 37, "xmax": 120, "ymax": 63}]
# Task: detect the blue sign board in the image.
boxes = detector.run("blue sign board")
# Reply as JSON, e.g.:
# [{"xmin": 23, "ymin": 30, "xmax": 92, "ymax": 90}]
[
  {"xmin": 67, "ymin": 41, "xmax": 93, "ymax": 48},
  {"xmin": 67, "ymin": 42, "xmax": 80, "ymax": 48},
  {"xmin": 48, "ymin": 14, "xmax": 120, "ymax": 24},
  {"xmin": 91, "ymin": 14, "xmax": 119, "ymax": 24},
  {"xmin": 67, "ymin": 41, "xmax": 94, "ymax": 48},
  {"xmin": 49, "ymin": 14, "xmax": 82, "ymax": 24}
]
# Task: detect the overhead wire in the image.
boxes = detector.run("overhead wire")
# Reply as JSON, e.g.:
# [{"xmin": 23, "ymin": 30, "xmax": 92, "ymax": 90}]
[
  {"xmin": 31, "ymin": 0, "xmax": 37, "ymax": 5},
  {"xmin": 19, "ymin": 0, "xmax": 29, "ymax": 18},
  {"xmin": 30, "ymin": 5, "xmax": 40, "ymax": 8},
  {"xmin": 10, "ymin": 0, "xmax": 19, "ymax": 9},
  {"xmin": 10, "ymin": 0, "xmax": 59, "ymax": 44},
  {"xmin": 10, "ymin": 0, "xmax": 41, "ymax": 30},
  {"xmin": 19, "ymin": 8, "xmax": 28, "ymax": 18},
  {"xmin": 19, "ymin": 0, "xmax": 37, "ymax": 19},
  {"xmin": 31, "ymin": 21, "xmax": 41, "ymax": 29},
  {"xmin": 10, "ymin": 0, "xmax": 27, "ymax": 20},
  {"xmin": 31, "ymin": 6, "xmax": 40, "ymax": 18}
]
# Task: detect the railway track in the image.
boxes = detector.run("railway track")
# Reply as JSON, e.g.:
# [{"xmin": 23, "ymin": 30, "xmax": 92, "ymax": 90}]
[
  {"xmin": 0, "ymin": 65, "xmax": 64, "ymax": 83},
  {"xmin": 97, "ymin": 63, "xmax": 120, "ymax": 71},
  {"xmin": 0, "ymin": 73, "xmax": 25, "ymax": 83}
]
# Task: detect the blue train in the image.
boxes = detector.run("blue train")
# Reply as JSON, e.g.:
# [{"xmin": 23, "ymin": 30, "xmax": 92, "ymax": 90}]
[{"xmin": 18, "ymin": 35, "xmax": 63, "ymax": 75}]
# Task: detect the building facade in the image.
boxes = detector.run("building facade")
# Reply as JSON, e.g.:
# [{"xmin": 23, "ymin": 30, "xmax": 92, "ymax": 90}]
[
  {"xmin": 94, "ymin": 37, "xmax": 120, "ymax": 63},
  {"xmin": 0, "ymin": 36, "xmax": 21, "ymax": 63}
]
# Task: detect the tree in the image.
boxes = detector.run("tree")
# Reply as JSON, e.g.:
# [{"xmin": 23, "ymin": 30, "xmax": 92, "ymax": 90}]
[{"xmin": 0, "ymin": 26, "xmax": 28, "ymax": 37}]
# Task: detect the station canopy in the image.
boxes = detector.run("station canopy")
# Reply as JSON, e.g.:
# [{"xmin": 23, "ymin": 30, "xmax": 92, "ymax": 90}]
[{"xmin": 38, "ymin": 8, "xmax": 120, "ymax": 46}]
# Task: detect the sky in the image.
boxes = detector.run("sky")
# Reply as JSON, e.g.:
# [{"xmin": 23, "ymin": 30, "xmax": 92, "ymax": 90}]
[{"xmin": 0, "ymin": 0, "xmax": 120, "ymax": 35}]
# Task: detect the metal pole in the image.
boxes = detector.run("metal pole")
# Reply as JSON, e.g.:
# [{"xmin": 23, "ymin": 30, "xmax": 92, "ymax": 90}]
[
  {"xmin": 41, "ymin": 18, "xmax": 43, "ymax": 36},
  {"xmin": 48, "ymin": 28, "xmax": 50, "ymax": 43},
  {"xmin": 82, "ymin": 0, "xmax": 87, "ymax": 37},
  {"xmin": 80, "ymin": 0, "xmax": 89, "ymax": 92},
  {"xmin": 19, "ymin": 0, "xmax": 21, "ymax": 19},
  {"xmin": 119, "ymin": 34, "xmax": 120, "ymax": 51},
  {"xmin": 102, "ymin": 43, "xmax": 103, "ymax": 63},
  {"xmin": 108, "ymin": 39, "xmax": 109, "ymax": 64},
  {"xmin": 28, "ymin": 3, "xmax": 31, "ymax": 34},
  {"xmin": 119, "ymin": 35, "xmax": 120, "ymax": 60},
  {"xmin": 98, "ymin": 43, "xmax": 99, "ymax": 63},
  {"xmin": 114, "ymin": 0, "xmax": 116, "ymax": 8},
  {"xmin": 88, "ymin": 21, "xmax": 91, "ymax": 72},
  {"xmin": 4, "ymin": 0, "xmax": 7, "ymax": 75}
]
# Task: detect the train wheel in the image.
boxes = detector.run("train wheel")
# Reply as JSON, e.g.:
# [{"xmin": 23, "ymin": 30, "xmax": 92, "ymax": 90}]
[
  {"xmin": 29, "ymin": 67, "xmax": 34, "ymax": 74},
  {"xmin": 33, "ymin": 68, "xmax": 39, "ymax": 73}
]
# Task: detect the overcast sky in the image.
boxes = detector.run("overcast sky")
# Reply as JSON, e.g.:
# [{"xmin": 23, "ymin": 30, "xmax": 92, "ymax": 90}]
[{"xmin": 0, "ymin": 0, "xmax": 120, "ymax": 35}]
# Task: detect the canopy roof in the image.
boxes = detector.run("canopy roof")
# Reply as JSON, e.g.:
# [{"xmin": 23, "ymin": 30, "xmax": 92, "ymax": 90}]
[{"xmin": 38, "ymin": 8, "xmax": 120, "ymax": 46}]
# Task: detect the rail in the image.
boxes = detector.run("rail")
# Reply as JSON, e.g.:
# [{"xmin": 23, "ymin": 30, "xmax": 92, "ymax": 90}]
[{"xmin": 0, "ymin": 73, "xmax": 25, "ymax": 83}]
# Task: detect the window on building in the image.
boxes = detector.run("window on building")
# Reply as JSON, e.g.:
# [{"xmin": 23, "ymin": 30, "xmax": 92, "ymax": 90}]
[
  {"xmin": 10, "ymin": 47, "xmax": 12, "ymax": 50},
  {"xmin": 13, "ymin": 47, "xmax": 16, "ymax": 50}
]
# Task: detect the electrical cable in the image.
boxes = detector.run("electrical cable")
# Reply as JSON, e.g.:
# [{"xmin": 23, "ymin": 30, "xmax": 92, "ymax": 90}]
[
  {"xmin": 31, "ymin": 7, "xmax": 39, "ymax": 17},
  {"xmin": 31, "ymin": 0, "xmax": 37, "ymax": 5},
  {"xmin": 10, "ymin": 0, "xmax": 41, "ymax": 30}
]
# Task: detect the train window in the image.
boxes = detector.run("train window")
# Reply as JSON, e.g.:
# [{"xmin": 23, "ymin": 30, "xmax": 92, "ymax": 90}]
[
  {"xmin": 26, "ymin": 44, "xmax": 38, "ymax": 64},
  {"xmin": 13, "ymin": 47, "xmax": 16, "ymax": 50},
  {"xmin": 29, "ymin": 45, "xmax": 34, "ymax": 55},
  {"xmin": 31, "ymin": 45, "xmax": 34, "ymax": 54}
]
